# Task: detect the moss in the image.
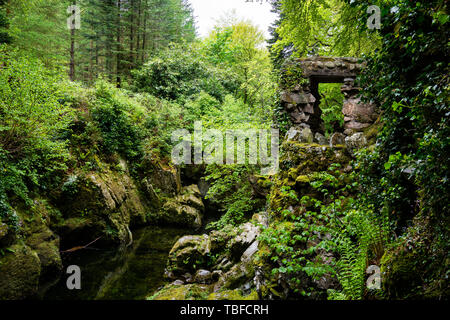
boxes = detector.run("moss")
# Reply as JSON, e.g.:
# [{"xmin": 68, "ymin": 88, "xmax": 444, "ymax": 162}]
[
  {"xmin": 167, "ymin": 235, "xmax": 211, "ymax": 276},
  {"xmin": 380, "ymin": 217, "xmax": 449, "ymax": 299},
  {"xmin": 149, "ymin": 284, "xmax": 212, "ymax": 300},
  {"xmin": 217, "ymin": 262, "xmax": 255, "ymax": 290},
  {"xmin": 381, "ymin": 246, "xmax": 420, "ymax": 299},
  {"xmin": 0, "ymin": 223, "xmax": 8, "ymax": 241},
  {"xmin": 362, "ymin": 118, "xmax": 382, "ymax": 145},
  {"xmin": 208, "ymin": 289, "xmax": 258, "ymax": 300},
  {"xmin": 280, "ymin": 142, "xmax": 350, "ymax": 175},
  {"xmin": 254, "ymin": 242, "xmax": 271, "ymax": 267},
  {"xmin": 158, "ymin": 185, "xmax": 204, "ymax": 229},
  {"xmin": 295, "ymin": 175, "xmax": 311, "ymax": 184},
  {"xmin": 26, "ymin": 225, "xmax": 62, "ymax": 278},
  {"xmin": 0, "ymin": 243, "xmax": 41, "ymax": 300},
  {"xmin": 257, "ymin": 176, "xmax": 273, "ymax": 189}
]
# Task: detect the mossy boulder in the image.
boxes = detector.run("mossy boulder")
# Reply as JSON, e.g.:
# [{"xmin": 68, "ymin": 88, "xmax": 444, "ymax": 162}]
[
  {"xmin": 209, "ymin": 227, "xmax": 235, "ymax": 253},
  {"xmin": 54, "ymin": 166, "xmax": 149, "ymax": 246},
  {"xmin": 0, "ymin": 223, "xmax": 13, "ymax": 247},
  {"xmin": 208, "ymin": 289, "xmax": 258, "ymax": 300},
  {"xmin": 143, "ymin": 161, "xmax": 181, "ymax": 196},
  {"xmin": 26, "ymin": 225, "xmax": 62, "ymax": 280},
  {"xmin": 214, "ymin": 260, "xmax": 256, "ymax": 292},
  {"xmin": 270, "ymin": 142, "xmax": 351, "ymax": 216},
  {"xmin": 280, "ymin": 141, "xmax": 350, "ymax": 174},
  {"xmin": 167, "ymin": 235, "xmax": 211, "ymax": 276},
  {"xmin": 149, "ymin": 284, "xmax": 258, "ymax": 301},
  {"xmin": 0, "ymin": 244, "xmax": 41, "ymax": 300},
  {"xmin": 228, "ymin": 222, "xmax": 260, "ymax": 261},
  {"xmin": 380, "ymin": 217, "xmax": 449, "ymax": 299},
  {"xmin": 344, "ymin": 132, "xmax": 367, "ymax": 156},
  {"xmin": 149, "ymin": 284, "xmax": 212, "ymax": 300},
  {"xmin": 54, "ymin": 217, "xmax": 103, "ymax": 248},
  {"xmin": 381, "ymin": 246, "xmax": 419, "ymax": 299},
  {"xmin": 0, "ymin": 223, "xmax": 7, "ymax": 241},
  {"xmin": 159, "ymin": 185, "xmax": 204, "ymax": 229}
]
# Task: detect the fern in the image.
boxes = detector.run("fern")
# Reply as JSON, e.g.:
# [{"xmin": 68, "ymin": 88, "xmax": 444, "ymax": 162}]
[{"xmin": 328, "ymin": 207, "xmax": 391, "ymax": 300}]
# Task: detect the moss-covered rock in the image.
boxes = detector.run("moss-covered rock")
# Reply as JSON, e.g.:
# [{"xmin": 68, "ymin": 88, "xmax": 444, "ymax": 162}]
[
  {"xmin": 209, "ymin": 227, "xmax": 235, "ymax": 253},
  {"xmin": 159, "ymin": 185, "xmax": 204, "ymax": 229},
  {"xmin": 142, "ymin": 161, "xmax": 181, "ymax": 196},
  {"xmin": 149, "ymin": 284, "xmax": 212, "ymax": 300},
  {"xmin": 149, "ymin": 284, "xmax": 258, "ymax": 301},
  {"xmin": 0, "ymin": 223, "xmax": 7, "ymax": 241},
  {"xmin": 381, "ymin": 215, "xmax": 449, "ymax": 299},
  {"xmin": 26, "ymin": 225, "xmax": 62, "ymax": 280},
  {"xmin": 167, "ymin": 235, "xmax": 211, "ymax": 276},
  {"xmin": 228, "ymin": 222, "xmax": 260, "ymax": 261},
  {"xmin": 279, "ymin": 141, "xmax": 350, "ymax": 175},
  {"xmin": 214, "ymin": 259, "xmax": 256, "ymax": 292},
  {"xmin": 208, "ymin": 289, "xmax": 258, "ymax": 300},
  {"xmin": 0, "ymin": 244, "xmax": 41, "ymax": 300},
  {"xmin": 54, "ymin": 164, "xmax": 150, "ymax": 246},
  {"xmin": 381, "ymin": 246, "xmax": 419, "ymax": 299}
]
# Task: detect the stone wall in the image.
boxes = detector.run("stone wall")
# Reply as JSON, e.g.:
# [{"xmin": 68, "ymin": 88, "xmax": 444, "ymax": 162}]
[{"xmin": 280, "ymin": 56, "xmax": 378, "ymax": 139}]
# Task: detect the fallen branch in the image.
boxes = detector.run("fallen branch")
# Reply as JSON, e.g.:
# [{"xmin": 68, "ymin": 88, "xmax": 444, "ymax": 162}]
[{"xmin": 60, "ymin": 236, "xmax": 102, "ymax": 253}]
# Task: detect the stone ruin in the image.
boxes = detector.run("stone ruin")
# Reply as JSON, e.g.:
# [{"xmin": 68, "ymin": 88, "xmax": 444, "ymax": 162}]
[{"xmin": 280, "ymin": 56, "xmax": 378, "ymax": 147}]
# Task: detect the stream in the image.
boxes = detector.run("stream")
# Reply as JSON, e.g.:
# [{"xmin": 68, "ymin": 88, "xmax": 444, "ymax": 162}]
[{"xmin": 40, "ymin": 226, "xmax": 187, "ymax": 300}]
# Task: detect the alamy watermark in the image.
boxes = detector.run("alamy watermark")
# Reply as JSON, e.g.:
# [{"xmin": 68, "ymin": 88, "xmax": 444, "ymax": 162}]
[
  {"xmin": 366, "ymin": 265, "xmax": 381, "ymax": 290},
  {"xmin": 367, "ymin": 5, "xmax": 381, "ymax": 30},
  {"xmin": 67, "ymin": 5, "xmax": 81, "ymax": 30},
  {"xmin": 66, "ymin": 265, "xmax": 81, "ymax": 290},
  {"xmin": 171, "ymin": 121, "xmax": 279, "ymax": 175}
]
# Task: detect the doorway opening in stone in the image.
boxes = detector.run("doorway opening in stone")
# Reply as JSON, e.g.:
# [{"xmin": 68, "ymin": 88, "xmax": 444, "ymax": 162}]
[{"xmin": 318, "ymin": 83, "xmax": 345, "ymax": 138}]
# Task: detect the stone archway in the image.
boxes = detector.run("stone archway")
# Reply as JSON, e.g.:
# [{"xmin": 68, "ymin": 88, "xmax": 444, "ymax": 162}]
[{"xmin": 281, "ymin": 56, "xmax": 378, "ymax": 144}]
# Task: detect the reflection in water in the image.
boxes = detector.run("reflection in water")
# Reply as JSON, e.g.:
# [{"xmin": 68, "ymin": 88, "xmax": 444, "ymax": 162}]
[{"xmin": 41, "ymin": 227, "xmax": 187, "ymax": 300}]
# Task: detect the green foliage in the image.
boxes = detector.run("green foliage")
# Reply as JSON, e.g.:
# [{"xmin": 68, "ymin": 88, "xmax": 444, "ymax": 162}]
[
  {"xmin": 201, "ymin": 27, "xmax": 236, "ymax": 65},
  {"xmin": 319, "ymin": 83, "xmax": 345, "ymax": 137},
  {"xmin": 208, "ymin": 21, "xmax": 278, "ymax": 111},
  {"xmin": 260, "ymin": 172, "xmax": 342, "ymax": 297},
  {"xmin": 0, "ymin": 47, "xmax": 71, "ymax": 228},
  {"xmin": 343, "ymin": 0, "xmax": 449, "ymax": 297},
  {"xmin": 260, "ymin": 163, "xmax": 393, "ymax": 299},
  {"xmin": 354, "ymin": 0, "xmax": 449, "ymax": 219},
  {"xmin": 0, "ymin": 5, "xmax": 12, "ymax": 44},
  {"xmin": 327, "ymin": 203, "xmax": 391, "ymax": 300},
  {"xmin": 280, "ymin": 59, "xmax": 307, "ymax": 90},
  {"xmin": 0, "ymin": 47, "xmax": 70, "ymax": 158},
  {"xmin": 274, "ymin": 0, "xmax": 381, "ymax": 57},
  {"xmin": 205, "ymin": 165, "xmax": 262, "ymax": 230},
  {"xmin": 132, "ymin": 42, "xmax": 240, "ymax": 103},
  {"xmin": 91, "ymin": 81, "xmax": 143, "ymax": 160},
  {"xmin": 137, "ymin": 94, "xmax": 184, "ymax": 160},
  {"xmin": 6, "ymin": 0, "xmax": 69, "ymax": 70}
]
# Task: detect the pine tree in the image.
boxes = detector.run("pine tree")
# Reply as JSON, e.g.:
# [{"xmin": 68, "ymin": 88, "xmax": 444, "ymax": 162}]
[{"xmin": 0, "ymin": 0, "xmax": 12, "ymax": 44}]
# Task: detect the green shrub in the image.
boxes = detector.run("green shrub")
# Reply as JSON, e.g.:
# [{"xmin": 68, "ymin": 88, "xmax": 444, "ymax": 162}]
[
  {"xmin": 0, "ymin": 46, "xmax": 70, "ymax": 159},
  {"xmin": 0, "ymin": 47, "xmax": 71, "ymax": 227},
  {"xmin": 91, "ymin": 81, "xmax": 143, "ymax": 160},
  {"xmin": 205, "ymin": 165, "xmax": 262, "ymax": 229},
  {"xmin": 131, "ymin": 43, "xmax": 240, "ymax": 103},
  {"xmin": 319, "ymin": 83, "xmax": 345, "ymax": 137}
]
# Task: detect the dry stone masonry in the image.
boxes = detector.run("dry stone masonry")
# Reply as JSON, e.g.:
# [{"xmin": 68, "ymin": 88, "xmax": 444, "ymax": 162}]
[{"xmin": 281, "ymin": 56, "xmax": 378, "ymax": 143}]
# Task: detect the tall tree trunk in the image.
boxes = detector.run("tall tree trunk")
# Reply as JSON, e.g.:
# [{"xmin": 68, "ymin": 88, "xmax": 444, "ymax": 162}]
[
  {"xmin": 129, "ymin": 0, "xmax": 135, "ymax": 71},
  {"xmin": 136, "ymin": 0, "xmax": 141, "ymax": 65},
  {"xmin": 69, "ymin": 0, "xmax": 76, "ymax": 81},
  {"xmin": 89, "ymin": 39, "xmax": 94, "ymax": 83},
  {"xmin": 116, "ymin": 0, "xmax": 122, "ymax": 88},
  {"xmin": 142, "ymin": 0, "xmax": 147, "ymax": 63},
  {"xmin": 69, "ymin": 27, "xmax": 75, "ymax": 81}
]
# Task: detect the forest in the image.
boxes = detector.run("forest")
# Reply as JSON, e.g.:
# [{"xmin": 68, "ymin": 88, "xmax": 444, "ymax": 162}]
[{"xmin": 0, "ymin": 0, "xmax": 448, "ymax": 304}]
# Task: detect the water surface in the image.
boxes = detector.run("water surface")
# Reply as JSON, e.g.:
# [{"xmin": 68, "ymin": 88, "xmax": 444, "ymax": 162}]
[{"xmin": 41, "ymin": 226, "xmax": 187, "ymax": 300}]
